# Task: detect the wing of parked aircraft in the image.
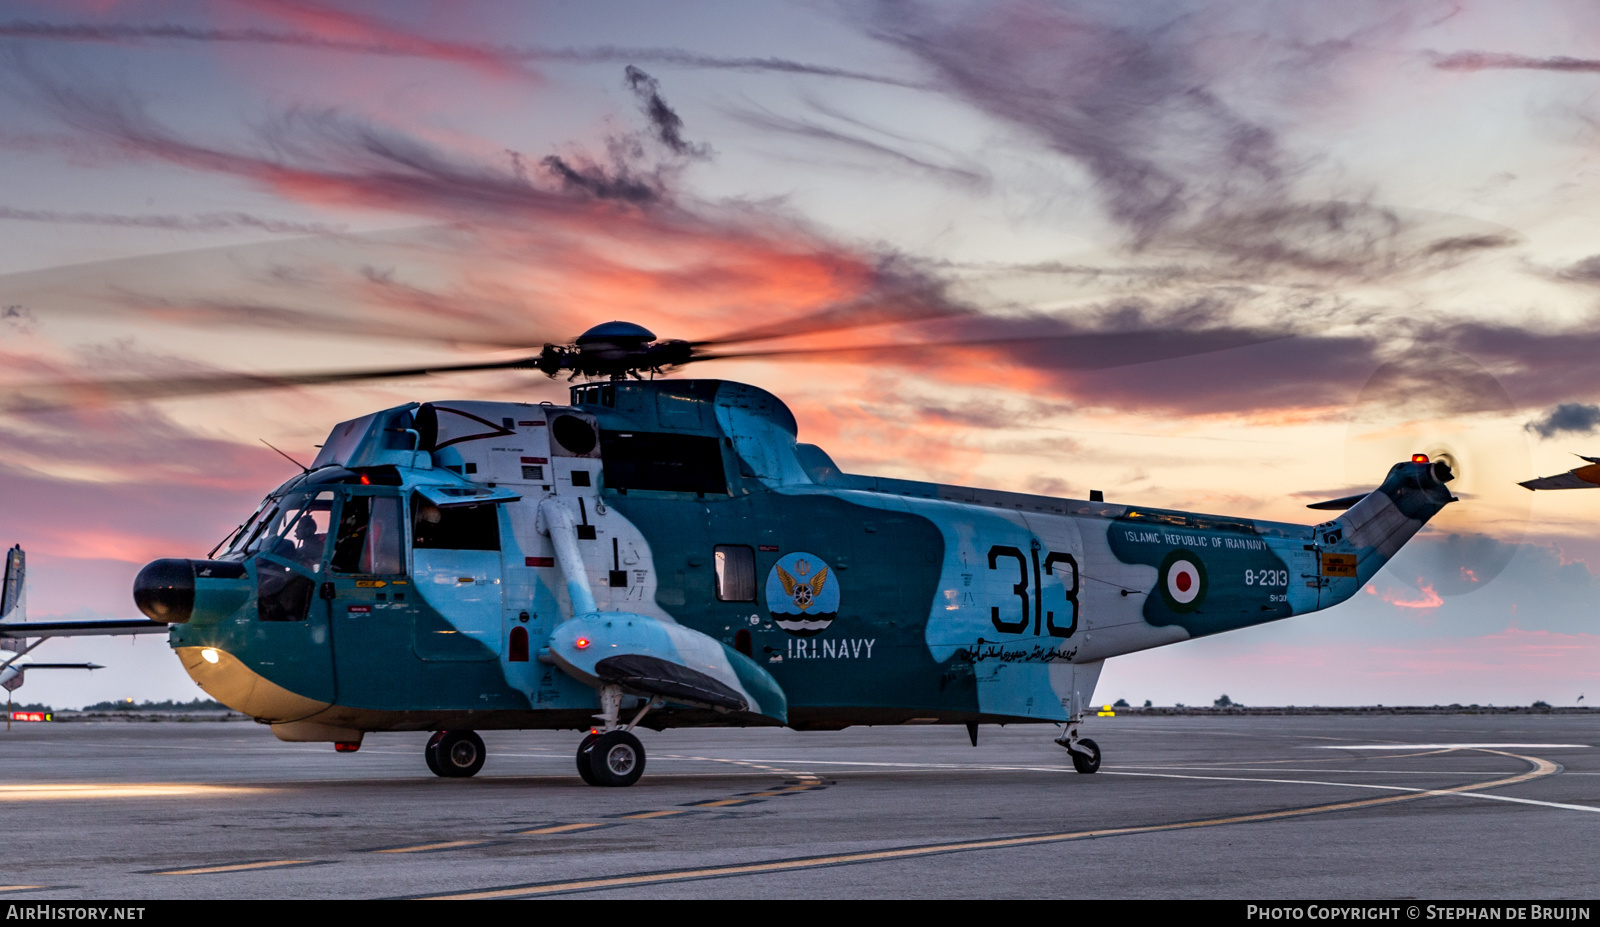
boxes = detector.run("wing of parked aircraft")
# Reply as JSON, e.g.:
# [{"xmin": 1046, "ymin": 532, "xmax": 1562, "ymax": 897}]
[{"xmin": 1519, "ymin": 455, "xmax": 1600, "ymax": 490}]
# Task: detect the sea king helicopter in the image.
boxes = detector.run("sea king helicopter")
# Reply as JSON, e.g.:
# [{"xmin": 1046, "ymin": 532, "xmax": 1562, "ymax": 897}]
[{"xmin": 18, "ymin": 320, "xmax": 1454, "ymax": 786}]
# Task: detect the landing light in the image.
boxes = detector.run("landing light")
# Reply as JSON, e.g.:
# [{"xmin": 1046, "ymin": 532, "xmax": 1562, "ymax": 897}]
[
  {"xmin": 200, "ymin": 648, "xmax": 220, "ymax": 664},
  {"xmin": 1411, "ymin": 454, "xmax": 1430, "ymax": 463},
  {"xmin": 574, "ymin": 637, "xmax": 590, "ymax": 650}
]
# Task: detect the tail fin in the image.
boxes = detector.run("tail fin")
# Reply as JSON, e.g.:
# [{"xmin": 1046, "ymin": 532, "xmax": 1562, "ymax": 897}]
[
  {"xmin": 1, "ymin": 545, "xmax": 23, "ymax": 623},
  {"xmin": 1320, "ymin": 458, "xmax": 1456, "ymax": 586}
]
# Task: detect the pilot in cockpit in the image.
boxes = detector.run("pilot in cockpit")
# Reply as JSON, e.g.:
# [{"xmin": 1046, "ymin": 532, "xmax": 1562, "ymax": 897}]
[{"xmin": 287, "ymin": 514, "xmax": 326, "ymax": 568}]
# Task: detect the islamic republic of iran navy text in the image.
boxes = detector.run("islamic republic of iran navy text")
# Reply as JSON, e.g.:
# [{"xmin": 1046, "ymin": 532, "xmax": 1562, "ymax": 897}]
[
  {"xmin": 787, "ymin": 638, "xmax": 875, "ymax": 659},
  {"xmin": 1123, "ymin": 531, "xmax": 1267, "ymax": 550}
]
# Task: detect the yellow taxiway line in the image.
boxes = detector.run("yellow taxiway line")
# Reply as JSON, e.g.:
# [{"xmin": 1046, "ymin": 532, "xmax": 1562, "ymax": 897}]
[
  {"xmin": 373, "ymin": 840, "xmax": 488, "ymax": 854},
  {"xmin": 513, "ymin": 823, "xmax": 606, "ymax": 835},
  {"xmin": 156, "ymin": 860, "xmax": 311, "ymax": 876}
]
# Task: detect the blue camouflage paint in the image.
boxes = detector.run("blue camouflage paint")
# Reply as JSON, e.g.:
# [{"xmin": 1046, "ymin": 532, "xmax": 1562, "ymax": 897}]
[{"xmin": 153, "ymin": 379, "xmax": 1455, "ymax": 740}]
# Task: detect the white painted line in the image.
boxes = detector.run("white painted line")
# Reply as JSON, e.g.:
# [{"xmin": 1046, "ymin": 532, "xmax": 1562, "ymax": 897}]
[
  {"xmin": 1319, "ymin": 744, "xmax": 1590, "ymax": 750},
  {"xmin": 1103, "ymin": 770, "xmax": 1600, "ymax": 815}
]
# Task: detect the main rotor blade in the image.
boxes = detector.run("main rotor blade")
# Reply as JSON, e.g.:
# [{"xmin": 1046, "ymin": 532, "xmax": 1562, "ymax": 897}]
[
  {"xmin": 0, "ymin": 357, "xmax": 540, "ymax": 413},
  {"xmin": 691, "ymin": 326, "xmax": 1291, "ymax": 369},
  {"xmin": 689, "ymin": 297, "xmax": 967, "ymax": 348}
]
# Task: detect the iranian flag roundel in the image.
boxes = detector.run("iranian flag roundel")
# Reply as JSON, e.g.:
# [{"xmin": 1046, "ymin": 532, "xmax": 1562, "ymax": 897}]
[{"xmin": 1158, "ymin": 549, "xmax": 1208, "ymax": 613}]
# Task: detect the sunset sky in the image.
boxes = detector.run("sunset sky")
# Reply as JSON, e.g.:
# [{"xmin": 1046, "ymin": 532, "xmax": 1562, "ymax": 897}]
[{"xmin": 3, "ymin": 0, "xmax": 1600, "ymax": 710}]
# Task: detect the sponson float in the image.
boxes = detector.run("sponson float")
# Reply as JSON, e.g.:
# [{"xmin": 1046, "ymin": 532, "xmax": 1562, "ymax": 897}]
[{"xmin": 124, "ymin": 322, "xmax": 1457, "ymax": 786}]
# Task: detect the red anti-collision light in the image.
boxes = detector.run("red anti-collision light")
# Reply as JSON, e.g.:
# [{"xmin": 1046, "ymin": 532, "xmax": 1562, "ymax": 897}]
[
  {"xmin": 1411, "ymin": 454, "xmax": 1429, "ymax": 463},
  {"xmin": 574, "ymin": 637, "xmax": 590, "ymax": 650},
  {"xmin": 360, "ymin": 473, "xmax": 371, "ymax": 485}
]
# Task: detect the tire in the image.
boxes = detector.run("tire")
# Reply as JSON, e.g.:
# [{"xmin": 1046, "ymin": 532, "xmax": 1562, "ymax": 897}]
[
  {"xmin": 425, "ymin": 731, "xmax": 445, "ymax": 777},
  {"xmin": 1070, "ymin": 737, "xmax": 1101, "ymax": 774},
  {"xmin": 435, "ymin": 730, "xmax": 486, "ymax": 778},
  {"xmin": 575, "ymin": 732, "xmax": 599, "ymax": 786},
  {"xmin": 585, "ymin": 730, "xmax": 645, "ymax": 787}
]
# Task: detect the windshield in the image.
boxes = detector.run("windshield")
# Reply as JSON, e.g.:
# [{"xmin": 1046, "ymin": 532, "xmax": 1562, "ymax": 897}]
[{"xmin": 240, "ymin": 490, "xmax": 335, "ymax": 570}]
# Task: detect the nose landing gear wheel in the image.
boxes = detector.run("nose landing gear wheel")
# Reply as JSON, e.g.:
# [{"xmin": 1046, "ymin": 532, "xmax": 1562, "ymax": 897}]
[
  {"xmin": 582, "ymin": 730, "xmax": 645, "ymax": 787},
  {"xmin": 428, "ymin": 730, "xmax": 486, "ymax": 778},
  {"xmin": 575, "ymin": 732, "xmax": 599, "ymax": 786},
  {"xmin": 1070, "ymin": 737, "xmax": 1101, "ymax": 774}
]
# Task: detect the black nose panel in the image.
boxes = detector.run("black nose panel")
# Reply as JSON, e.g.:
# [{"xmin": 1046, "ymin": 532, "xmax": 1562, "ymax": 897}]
[{"xmin": 134, "ymin": 559, "xmax": 196, "ymax": 623}]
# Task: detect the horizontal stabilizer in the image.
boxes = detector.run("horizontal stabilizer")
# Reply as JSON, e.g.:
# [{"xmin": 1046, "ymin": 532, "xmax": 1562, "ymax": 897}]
[
  {"xmin": 22, "ymin": 662, "xmax": 104, "ymax": 670},
  {"xmin": 1306, "ymin": 493, "xmax": 1367, "ymax": 511},
  {"xmin": 0, "ymin": 619, "xmax": 170, "ymax": 639}
]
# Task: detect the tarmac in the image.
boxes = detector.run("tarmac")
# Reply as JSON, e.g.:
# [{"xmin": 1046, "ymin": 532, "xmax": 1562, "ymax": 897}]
[{"xmin": 0, "ymin": 712, "xmax": 1596, "ymax": 899}]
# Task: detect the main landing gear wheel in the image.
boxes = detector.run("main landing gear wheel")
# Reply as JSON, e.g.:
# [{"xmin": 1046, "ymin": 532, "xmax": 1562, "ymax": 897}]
[
  {"xmin": 424, "ymin": 731, "xmax": 444, "ymax": 776},
  {"xmin": 1070, "ymin": 737, "xmax": 1101, "ymax": 775},
  {"xmin": 575, "ymin": 732, "xmax": 600, "ymax": 786},
  {"xmin": 582, "ymin": 730, "xmax": 645, "ymax": 787},
  {"xmin": 429, "ymin": 730, "xmax": 486, "ymax": 778}
]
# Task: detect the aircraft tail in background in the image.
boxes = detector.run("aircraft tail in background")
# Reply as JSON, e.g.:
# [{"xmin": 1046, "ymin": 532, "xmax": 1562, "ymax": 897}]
[{"xmin": 2, "ymin": 545, "xmax": 23, "ymax": 624}]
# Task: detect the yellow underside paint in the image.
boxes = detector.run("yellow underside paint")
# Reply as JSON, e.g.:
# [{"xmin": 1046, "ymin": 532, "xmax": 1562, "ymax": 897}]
[{"xmin": 175, "ymin": 646, "xmax": 328, "ymax": 723}]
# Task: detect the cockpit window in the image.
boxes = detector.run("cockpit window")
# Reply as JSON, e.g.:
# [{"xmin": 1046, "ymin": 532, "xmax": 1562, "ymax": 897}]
[
  {"xmin": 245, "ymin": 491, "xmax": 334, "ymax": 570},
  {"xmin": 332, "ymin": 495, "xmax": 405, "ymax": 574},
  {"xmin": 220, "ymin": 501, "xmax": 272, "ymax": 558}
]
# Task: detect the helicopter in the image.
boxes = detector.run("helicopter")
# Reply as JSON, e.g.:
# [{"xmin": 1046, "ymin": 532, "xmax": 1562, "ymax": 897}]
[{"xmin": 103, "ymin": 319, "xmax": 1460, "ymax": 786}]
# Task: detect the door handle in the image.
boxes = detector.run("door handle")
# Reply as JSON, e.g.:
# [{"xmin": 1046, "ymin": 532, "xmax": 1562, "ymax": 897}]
[{"xmin": 320, "ymin": 581, "xmax": 336, "ymax": 601}]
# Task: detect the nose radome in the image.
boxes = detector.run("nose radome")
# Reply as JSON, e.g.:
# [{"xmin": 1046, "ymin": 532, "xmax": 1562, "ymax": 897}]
[{"xmin": 133, "ymin": 559, "xmax": 196, "ymax": 623}]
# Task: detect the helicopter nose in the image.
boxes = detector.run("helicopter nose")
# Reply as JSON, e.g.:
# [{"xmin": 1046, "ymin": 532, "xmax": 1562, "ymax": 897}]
[{"xmin": 133, "ymin": 559, "xmax": 196, "ymax": 623}]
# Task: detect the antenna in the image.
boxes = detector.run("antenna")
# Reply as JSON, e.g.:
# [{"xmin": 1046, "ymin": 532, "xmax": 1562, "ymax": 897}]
[{"xmin": 259, "ymin": 439, "xmax": 310, "ymax": 473}]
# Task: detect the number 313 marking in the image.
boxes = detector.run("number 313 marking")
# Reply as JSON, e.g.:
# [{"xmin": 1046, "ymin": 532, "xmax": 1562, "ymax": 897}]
[{"xmin": 987, "ymin": 545, "xmax": 1079, "ymax": 638}]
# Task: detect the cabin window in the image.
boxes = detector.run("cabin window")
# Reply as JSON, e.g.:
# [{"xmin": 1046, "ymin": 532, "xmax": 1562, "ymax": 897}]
[
  {"xmin": 412, "ymin": 495, "xmax": 501, "ymax": 551},
  {"xmin": 601, "ymin": 431, "xmax": 727, "ymax": 494},
  {"xmin": 714, "ymin": 545, "xmax": 756, "ymax": 602},
  {"xmin": 331, "ymin": 495, "xmax": 405, "ymax": 574}
]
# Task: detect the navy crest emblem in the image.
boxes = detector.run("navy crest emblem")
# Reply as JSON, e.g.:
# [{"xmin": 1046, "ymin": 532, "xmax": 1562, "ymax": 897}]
[{"xmin": 766, "ymin": 552, "xmax": 840, "ymax": 637}]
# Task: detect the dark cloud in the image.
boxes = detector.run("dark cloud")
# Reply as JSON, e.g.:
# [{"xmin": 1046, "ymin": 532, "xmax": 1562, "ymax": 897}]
[
  {"xmin": 867, "ymin": 1, "xmax": 1287, "ymax": 248},
  {"xmin": 1432, "ymin": 51, "xmax": 1600, "ymax": 74},
  {"xmin": 539, "ymin": 153, "xmax": 663, "ymax": 205},
  {"xmin": 0, "ymin": 205, "xmax": 341, "ymax": 235},
  {"xmin": 865, "ymin": 1, "xmax": 1504, "ymax": 278},
  {"xmin": 1558, "ymin": 254, "xmax": 1600, "ymax": 283},
  {"xmin": 2, "ymin": 303, "xmax": 36, "ymax": 334},
  {"xmin": 624, "ymin": 66, "xmax": 708, "ymax": 159},
  {"xmin": 1440, "ymin": 323, "xmax": 1600, "ymax": 409},
  {"xmin": 0, "ymin": 19, "xmax": 915, "ymax": 87},
  {"xmin": 1525, "ymin": 403, "xmax": 1600, "ymax": 440}
]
